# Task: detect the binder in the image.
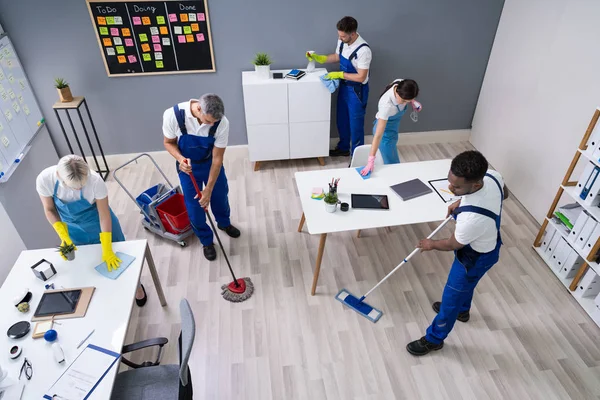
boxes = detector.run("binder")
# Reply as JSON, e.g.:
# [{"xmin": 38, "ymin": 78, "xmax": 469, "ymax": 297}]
[
  {"xmin": 586, "ymin": 122, "xmax": 600, "ymax": 155},
  {"xmin": 558, "ymin": 250, "xmax": 583, "ymax": 279},
  {"xmin": 580, "ymin": 166, "xmax": 600, "ymax": 201},
  {"xmin": 576, "ymin": 217, "xmax": 598, "ymax": 250},
  {"xmin": 595, "ymin": 291, "xmax": 600, "ymax": 307},
  {"xmin": 574, "ymin": 269, "xmax": 600, "ymax": 298},
  {"xmin": 577, "ymin": 161, "xmax": 596, "ymax": 194},
  {"xmin": 541, "ymin": 225, "xmax": 557, "ymax": 252},
  {"xmin": 545, "ymin": 232, "xmax": 563, "ymax": 258},
  {"xmin": 551, "ymin": 238, "xmax": 571, "ymax": 271},
  {"xmin": 585, "ymin": 174, "xmax": 600, "ymax": 206},
  {"xmin": 584, "ymin": 224, "xmax": 600, "ymax": 255},
  {"xmin": 569, "ymin": 211, "xmax": 590, "ymax": 244}
]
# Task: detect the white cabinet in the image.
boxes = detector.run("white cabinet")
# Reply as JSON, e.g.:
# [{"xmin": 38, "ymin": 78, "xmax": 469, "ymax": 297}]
[{"xmin": 242, "ymin": 68, "xmax": 331, "ymax": 169}]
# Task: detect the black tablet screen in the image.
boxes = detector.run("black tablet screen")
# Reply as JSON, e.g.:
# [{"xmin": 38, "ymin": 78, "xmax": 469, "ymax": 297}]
[
  {"xmin": 34, "ymin": 290, "xmax": 82, "ymax": 317},
  {"xmin": 351, "ymin": 194, "xmax": 390, "ymax": 210}
]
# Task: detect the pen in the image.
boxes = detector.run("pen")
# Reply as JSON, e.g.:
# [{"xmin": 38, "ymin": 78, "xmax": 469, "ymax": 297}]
[
  {"xmin": 439, "ymin": 188, "xmax": 453, "ymax": 195},
  {"xmin": 77, "ymin": 329, "xmax": 95, "ymax": 349}
]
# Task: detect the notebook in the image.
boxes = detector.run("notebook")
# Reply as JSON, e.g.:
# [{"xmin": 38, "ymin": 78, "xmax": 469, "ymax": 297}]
[{"xmin": 390, "ymin": 178, "xmax": 432, "ymax": 201}]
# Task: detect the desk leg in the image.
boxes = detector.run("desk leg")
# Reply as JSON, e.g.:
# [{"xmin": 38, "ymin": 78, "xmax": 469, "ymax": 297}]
[
  {"xmin": 145, "ymin": 243, "xmax": 167, "ymax": 307},
  {"xmin": 311, "ymin": 233, "xmax": 328, "ymax": 296},
  {"xmin": 317, "ymin": 157, "xmax": 325, "ymax": 166},
  {"xmin": 254, "ymin": 161, "xmax": 261, "ymax": 171},
  {"xmin": 298, "ymin": 213, "xmax": 305, "ymax": 232}
]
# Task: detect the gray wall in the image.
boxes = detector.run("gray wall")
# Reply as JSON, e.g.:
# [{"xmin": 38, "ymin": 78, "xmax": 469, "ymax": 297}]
[{"xmin": 0, "ymin": 0, "xmax": 504, "ymax": 156}]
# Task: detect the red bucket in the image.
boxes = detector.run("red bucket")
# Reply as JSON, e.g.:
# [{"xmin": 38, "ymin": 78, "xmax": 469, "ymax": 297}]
[{"xmin": 156, "ymin": 193, "xmax": 191, "ymax": 234}]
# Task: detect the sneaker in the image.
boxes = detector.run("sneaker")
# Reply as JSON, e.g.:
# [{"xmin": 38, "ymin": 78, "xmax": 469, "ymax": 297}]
[
  {"xmin": 406, "ymin": 336, "xmax": 444, "ymax": 356},
  {"xmin": 432, "ymin": 301, "xmax": 470, "ymax": 323},
  {"xmin": 218, "ymin": 224, "xmax": 241, "ymax": 238},
  {"xmin": 329, "ymin": 148, "xmax": 350, "ymax": 157},
  {"xmin": 203, "ymin": 244, "xmax": 217, "ymax": 261}
]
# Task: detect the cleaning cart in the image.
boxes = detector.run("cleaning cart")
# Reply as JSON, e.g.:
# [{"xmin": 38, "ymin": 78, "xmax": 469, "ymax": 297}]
[{"xmin": 114, "ymin": 153, "xmax": 194, "ymax": 247}]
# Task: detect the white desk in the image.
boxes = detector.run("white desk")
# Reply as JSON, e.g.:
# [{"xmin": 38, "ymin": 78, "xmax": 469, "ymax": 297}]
[
  {"xmin": 0, "ymin": 239, "xmax": 165, "ymax": 399},
  {"xmin": 295, "ymin": 159, "xmax": 453, "ymax": 295}
]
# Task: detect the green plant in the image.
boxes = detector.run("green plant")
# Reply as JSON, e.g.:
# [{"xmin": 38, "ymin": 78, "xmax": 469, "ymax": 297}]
[
  {"xmin": 57, "ymin": 242, "xmax": 76, "ymax": 256},
  {"xmin": 252, "ymin": 52, "xmax": 272, "ymax": 66},
  {"xmin": 54, "ymin": 78, "xmax": 69, "ymax": 89},
  {"xmin": 324, "ymin": 191, "xmax": 338, "ymax": 205}
]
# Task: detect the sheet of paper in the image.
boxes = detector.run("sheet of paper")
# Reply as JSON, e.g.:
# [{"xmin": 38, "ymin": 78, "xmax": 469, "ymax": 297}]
[{"xmin": 429, "ymin": 179, "xmax": 459, "ymax": 203}]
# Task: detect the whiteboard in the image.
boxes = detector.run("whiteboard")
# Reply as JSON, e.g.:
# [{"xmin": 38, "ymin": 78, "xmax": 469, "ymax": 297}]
[{"xmin": 0, "ymin": 34, "xmax": 45, "ymax": 180}]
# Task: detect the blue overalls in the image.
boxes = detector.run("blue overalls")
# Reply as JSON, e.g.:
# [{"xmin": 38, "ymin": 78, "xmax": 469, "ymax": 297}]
[
  {"xmin": 336, "ymin": 41, "xmax": 370, "ymax": 155},
  {"xmin": 373, "ymin": 104, "xmax": 407, "ymax": 164},
  {"xmin": 52, "ymin": 180, "xmax": 125, "ymax": 245},
  {"xmin": 173, "ymin": 104, "xmax": 231, "ymax": 246},
  {"xmin": 425, "ymin": 173, "xmax": 503, "ymax": 344}
]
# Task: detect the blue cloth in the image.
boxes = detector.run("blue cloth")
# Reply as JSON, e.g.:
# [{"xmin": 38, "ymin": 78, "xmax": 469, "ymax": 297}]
[
  {"xmin": 425, "ymin": 173, "xmax": 504, "ymax": 344},
  {"xmin": 373, "ymin": 104, "xmax": 407, "ymax": 165},
  {"xmin": 52, "ymin": 181, "xmax": 124, "ymax": 245},
  {"xmin": 355, "ymin": 167, "xmax": 371, "ymax": 179},
  {"xmin": 173, "ymin": 105, "xmax": 231, "ymax": 247},
  {"xmin": 95, "ymin": 252, "xmax": 136, "ymax": 279},
  {"xmin": 335, "ymin": 42, "xmax": 370, "ymax": 154},
  {"xmin": 319, "ymin": 74, "xmax": 339, "ymax": 93}
]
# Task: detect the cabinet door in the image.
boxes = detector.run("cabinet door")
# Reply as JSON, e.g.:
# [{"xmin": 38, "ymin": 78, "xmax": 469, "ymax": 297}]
[
  {"xmin": 289, "ymin": 121, "xmax": 330, "ymax": 159},
  {"xmin": 247, "ymin": 124, "xmax": 289, "ymax": 161},
  {"xmin": 288, "ymin": 82, "xmax": 331, "ymax": 123},
  {"xmin": 242, "ymin": 83, "xmax": 288, "ymax": 125}
]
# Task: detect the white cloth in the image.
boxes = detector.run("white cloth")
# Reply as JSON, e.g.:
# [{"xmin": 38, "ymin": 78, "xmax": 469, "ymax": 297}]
[
  {"xmin": 375, "ymin": 80, "xmax": 407, "ymax": 120},
  {"xmin": 36, "ymin": 166, "xmax": 108, "ymax": 204},
  {"xmin": 335, "ymin": 34, "xmax": 372, "ymax": 84},
  {"xmin": 162, "ymin": 100, "xmax": 229, "ymax": 148},
  {"xmin": 454, "ymin": 170, "xmax": 504, "ymax": 253}
]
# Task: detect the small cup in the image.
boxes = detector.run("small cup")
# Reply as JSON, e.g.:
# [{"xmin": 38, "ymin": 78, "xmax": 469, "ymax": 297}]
[
  {"xmin": 340, "ymin": 202, "xmax": 349, "ymax": 212},
  {"xmin": 9, "ymin": 345, "xmax": 21, "ymax": 359}
]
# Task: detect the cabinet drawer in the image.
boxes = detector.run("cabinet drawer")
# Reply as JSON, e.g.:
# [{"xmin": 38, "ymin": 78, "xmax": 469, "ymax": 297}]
[
  {"xmin": 247, "ymin": 124, "xmax": 289, "ymax": 161},
  {"xmin": 242, "ymin": 84, "xmax": 288, "ymax": 125},
  {"xmin": 288, "ymin": 82, "xmax": 331, "ymax": 123},
  {"xmin": 289, "ymin": 121, "xmax": 330, "ymax": 159}
]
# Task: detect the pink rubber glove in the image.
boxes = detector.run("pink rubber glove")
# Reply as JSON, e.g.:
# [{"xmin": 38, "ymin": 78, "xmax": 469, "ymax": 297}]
[{"xmin": 361, "ymin": 156, "xmax": 376, "ymax": 176}]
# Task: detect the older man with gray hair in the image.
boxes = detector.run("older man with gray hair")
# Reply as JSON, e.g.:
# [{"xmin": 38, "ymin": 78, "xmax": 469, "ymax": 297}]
[{"xmin": 163, "ymin": 94, "xmax": 240, "ymax": 261}]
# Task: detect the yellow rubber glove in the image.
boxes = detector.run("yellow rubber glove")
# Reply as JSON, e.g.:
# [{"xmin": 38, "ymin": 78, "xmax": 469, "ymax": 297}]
[
  {"xmin": 324, "ymin": 71, "xmax": 344, "ymax": 80},
  {"xmin": 100, "ymin": 232, "xmax": 122, "ymax": 272},
  {"xmin": 306, "ymin": 52, "xmax": 327, "ymax": 64},
  {"xmin": 52, "ymin": 221, "xmax": 77, "ymax": 260}
]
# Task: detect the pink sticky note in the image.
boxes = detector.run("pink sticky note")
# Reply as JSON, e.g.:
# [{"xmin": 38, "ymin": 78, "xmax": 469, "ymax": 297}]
[
  {"xmin": 152, "ymin": 36, "xmax": 160, "ymax": 43},
  {"xmin": 125, "ymin": 38, "xmax": 134, "ymax": 47},
  {"xmin": 169, "ymin": 14, "xmax": 177, "ymax": 22},
  {"xmin": 196, "ymin": 33, "xmax": 205, "ymax": 42},
  {"xmin": 132, "ymin": 16, "xmax": 142, "ymax": 25},
  {"xmin": 154, "ymin": 44, "xmax": 162, "ymax": 51},
  {"xmin": 198, "ymin": 13, "xmax": 205, "ymax": 21},
  {"xmin": 128, "ymin": 55, "xmax": 137, "ymax": 63},
  {"xmin": 178, "ymin": 35, "xmax": 186, "ymax": 43},
  {"xmin": 110, "ymin": 28, "xmax": 119, "ymax": 36}
]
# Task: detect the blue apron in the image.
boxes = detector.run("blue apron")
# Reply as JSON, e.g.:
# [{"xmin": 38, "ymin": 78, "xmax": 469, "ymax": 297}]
[
  {"xmin": 53, "ymin": 180, "xmax": 124, "ymax": 246},
  {"xmin": 336, "ymin": 41, "xmax": 370, "ymax": 155},
  {"xmin": 174, "ymin": 104, "xmax": 231, "ymax": 246},
  {"xmin": 372, "ymin": 103, "xmax": 407, "ymax": 164},
  {"xmin": 425, "ymin": 173, "xmax": 503, "ymax": 344}
]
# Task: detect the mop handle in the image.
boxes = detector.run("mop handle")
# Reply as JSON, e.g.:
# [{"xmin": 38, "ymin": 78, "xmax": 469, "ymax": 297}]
[{"xmin": 361, "ymin": 216, "xmax": 453, "ymax": 300}]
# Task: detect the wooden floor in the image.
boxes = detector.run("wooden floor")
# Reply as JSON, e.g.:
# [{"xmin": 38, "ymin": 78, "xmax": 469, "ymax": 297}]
[{"xmin": 106, "ymin": 143, "xmax": 600, "ymax": 400}]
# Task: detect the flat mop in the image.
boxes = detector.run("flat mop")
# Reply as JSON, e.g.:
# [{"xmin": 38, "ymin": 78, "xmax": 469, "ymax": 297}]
[
  {"xmin": 336, "ymin": 216, "xmax": 453, "ymax": 322},
  {"xmin": 188, "ymin": 167, "xmax": 254, "ymax": 303}
]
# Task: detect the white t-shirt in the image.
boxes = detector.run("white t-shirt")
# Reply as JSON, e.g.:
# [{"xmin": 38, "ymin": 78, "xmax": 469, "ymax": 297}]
[
  {"xmin": 335, "ymin": 34, "xmax": 372, "ymax": 84},
  {"xmin": 454, "ymin": 170, "xmax": 504, "ymax": 253},
  {"xmin": 162, "ymin": 100, "xmax": 229, "ymax": 148},
  {"xmin": 36, "ymin": 166, "xmax": 108, "ymax": 204},
  {"xmin": 376, "ymin": 80, "xmax": 407, "ymax": 120}
]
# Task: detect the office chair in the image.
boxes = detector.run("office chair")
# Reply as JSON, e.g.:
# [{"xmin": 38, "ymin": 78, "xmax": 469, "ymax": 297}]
[
  {"xmin": 110, "ymin": 299, "xmax": 195, "ymax": 400},
  {"xmin": 349, "ymin": 144, "xmax": 384, "ymax": 168}
]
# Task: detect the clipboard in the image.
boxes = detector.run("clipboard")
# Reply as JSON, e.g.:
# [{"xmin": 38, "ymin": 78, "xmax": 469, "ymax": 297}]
[
  {"xmin": 428, "ymin": 178, "xmax": 460, "ymax": 203},
  {"xmin": 31, "ymin": 287, "xmax": 95, "ymax": 322}
]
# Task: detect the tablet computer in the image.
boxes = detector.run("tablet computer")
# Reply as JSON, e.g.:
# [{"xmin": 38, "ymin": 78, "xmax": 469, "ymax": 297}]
[
  {"xmin": 34, "ymin": 289, "xmax": 82, "ymax": 318},
  {"xmin": 351, "ymin": 194, "xmax": 390, "ymax": 210}
]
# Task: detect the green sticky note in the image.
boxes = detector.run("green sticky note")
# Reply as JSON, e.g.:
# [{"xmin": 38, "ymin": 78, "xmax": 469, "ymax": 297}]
[
  {"xmin": 139, "ymin": 33, "xmax": 148, "ymax": 42},
  {"xmin": 157, "ymin": 16, "xmax": 166, "ymax": 24},
  {"xmin": 183, "ymin": 26, "xmax": 192, "ymax": 34},
  {"xmin": 143, "ymin": 53, "xmax": 151, "ymax": 61},
  {"xmin": 99, "ymin": 27, "xmax": 109, "ymax": 35},
  {"xmin": 156, "ymin": 61, "xmax": 164, "ymax": 68},
  {"xmin": 116, "ymin": 46, "xmax": 125, "ymax": 54},
  {"xmin": 106, "ymin": 16, "xmax": 115, "ymax": 25}
]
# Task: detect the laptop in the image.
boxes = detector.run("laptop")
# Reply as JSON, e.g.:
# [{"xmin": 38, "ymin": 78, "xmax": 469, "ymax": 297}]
[{"xmin": 390, "ymin": 178, "xmax": 432, "ymax": 201}]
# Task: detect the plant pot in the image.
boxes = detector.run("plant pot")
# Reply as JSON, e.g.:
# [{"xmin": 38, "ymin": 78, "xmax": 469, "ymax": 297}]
[
  {"xmin": 64, "ymin": 251, "xmax": 75, "ymax": 261},
  {"xmin": 57, "ymin": 87, "xmax": 73, "ymax": 103},
  {"xmin": 325, "ymin": 202, "xmax": 337, "ymax": 213},
  {"xmin": 255, "ymin": 65, "xmax": 271, "ymax": 80}
]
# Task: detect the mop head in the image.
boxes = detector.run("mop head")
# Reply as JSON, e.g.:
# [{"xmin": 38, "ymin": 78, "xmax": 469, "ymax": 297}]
[
  {"xmin": 335, "ymin": 289, "xmax": 383, "ymax": 323},
  {"xmin": 221, "ymin": 277, "xmax": 254, "ymax": 303}
]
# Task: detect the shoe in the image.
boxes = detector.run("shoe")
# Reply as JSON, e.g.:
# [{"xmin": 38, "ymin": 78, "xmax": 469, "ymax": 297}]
[
  {"xmin": 406, "ymin": 336, "xmax": 444, "ymax": 356},
  {"xmin": 432, "ymin": 301, "xmax": 470, "ymax": 323},
  {"xmin": 329, "ymin": 148, "xmax": 350, "ymax": 157},
  {"xmin": 136, "ymin": 284, "xmax": 147, "ymax": 307},
  {"xmin": 203, "ymin": 244, "xmax": 217, "ymax": 261},
  {"xmin": 218, "ymin": 224, "xmax": 241, "ymax": 238}
]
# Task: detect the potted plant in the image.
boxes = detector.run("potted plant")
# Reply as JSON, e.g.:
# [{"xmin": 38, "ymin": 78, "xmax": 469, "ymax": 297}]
[
  {"xmin": 55, "ymin": 78, "xmax": 73, "ymax": 103},
  {"xmin": 253, "ymin": 52, "xmax": 272, "ymax": 80},
  {"xmin": 57, "ymin": 242, "xmax": 76, "ymax": 261},
  {"xmin": 324, "ymin": 190, "xmax": 338, "ymax": 213}
]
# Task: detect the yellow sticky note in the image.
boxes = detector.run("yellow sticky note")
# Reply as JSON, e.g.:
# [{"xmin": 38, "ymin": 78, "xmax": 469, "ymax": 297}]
[
  {"xmin": 97, "ymin": 16, "xmax": 106, "ymax": 25},
  {"xmin": 116, "ymin": 46, "xmax": 125, "ymax": 54},
  {"xmin": 180, "ymin": 14, "xmax": 188, "ymax": 22},
  {"xmin": 191, "ymin": 23, "xmax": 199, "ymax": 32},
  {"xmin": 183, "ymin": 26, "xmax": 192, "ymax": 34},
  {"xmin": 122, "ymin": 28, "xmax": 131, "ymax": 37},
  {"xmin": 103, "ymin": 38, "xmax": 112, "ymax": 46},
  {"xmin": 139, "ymin": 33, "xmax": 148, "ymax": 42},
  {"xmin": 160, "ymin": 26, "xmax": 168, "ymax": 35},
  {"xmin": 118, "ymin": 55, "xmax": 126, "ymax": 64},
  {"xmin": 143, "ymin": 53, "xmax": 151, "ymax": 61},
  {"xmin": 99, "ymin": 27, "xmax": 109, "ymax": 35},
  {"xmin": 142, "ymin": 16, "xmax": 151, "ymax": 25},
  {"xmin": 106, "ymin": 16, "xmax": 115, "ymax": 25},
  {"xmin": 156, "ymin": 61, "xmax": 164, "ymax": 68},
  {"xmin": 157, "ymin": 16, "xmax": 166, "ymax": 24},
  {"xmin": 186, "ymin": 34, "xmax": 194, "ymax": 43},
  {"xmin": 141, "ymin": 43, "xmax": 151, "ymax": 52}
]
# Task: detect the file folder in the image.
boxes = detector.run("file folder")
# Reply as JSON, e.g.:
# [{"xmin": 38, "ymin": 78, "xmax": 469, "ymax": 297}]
[
  {"xmin": 576, "ymin": 218, "xmax": 598, "ymax": 251},
  {"xmin": 558, "ymin": 250, "xmax": 583, "ymax": 279},
  {"xmin": 569, "ymin": 211, "xmax": 590, "ymax": 244},
  {"xmin": 575, "ymin": 269, "xmax": 600, "ymax": 298},
  {"xmin": 542, "ymin": 225, "xmax": 557, "ymax": 252},
  {"xmin": 580, "ymin": 166, "xmax": 600, "ymax": 201},
  {"xmin": 551, "ymin": 238, "xmax": 571, "ymax": 271},
  {"xmin": 546, "ymin": 232, "xmax": 563, "ymax": 258},
  {"xmin": 584, "ymin": 224, "xmax": 600, "ymax": 255},
  {"xmin": 577, "ymin": 162, "xmax": 596, "ymax": 194}
]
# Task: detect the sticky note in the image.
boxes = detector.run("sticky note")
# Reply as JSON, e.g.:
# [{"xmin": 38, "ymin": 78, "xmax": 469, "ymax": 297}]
[
  {"xmin": 97, "ymin": 16, "xmax": 106, "ymax": 25},
  {"xmin": 142, "ymin": 16, "xmax": 151, "ymax": 25},
  {"xmin": 162, "ymin": 37, "xmax": 171, "ymax": 46},
  {"xmin": 99, "ymin": 27, "xmax": 109, "ymax": 35},
  {"xmin": 150, "ymin": 27, "xmax": 159, "ymax": 35},
  {"xmin": 12, "ymin": 102, "xmax": 20, "ymax": 113},
  {"xmin": 125, "ymin": 38, "xmax": 134, "ymax": 47},
  {"xmin": 23, "ymin": 105, "xmax": 30, "ymax": 115},
  {"xmin": 156, "ymin": 61, "xmax": 164, "ymax": 68},
  {"xmin": 155, "ymin": 52, "xmax": 163, "ymax": 60},
  {"xmin": 188, "ymin": 13, "xmax": 197, "ymax": 22},
  {"xmin": 186, "ymin": 34, "xmax": 194, "ymax": 43},
  {"xmin": 132, "ymin": 16, "xmax": 141, "ymax": 25},
  {"xmin": 157, "ymin": 16, "xmax": 165, "ymax": 24},
  {"xmin": 110, "ymin": 27, "xmax": 119, "ymax": 36},
  {"xmin": 116, "ymin": 46, "xmax": 125, "ymax": 54},
  {"xmin": 1, "ymin": 92, "xmax": 7, "ymax": 101},
  {"xmin": 6, "ymin": 60, "xmax": 12, "ymax": 68},
  {"xmin": 18, "ymin": 95, "xmax": 23, "ymax": 104},
  {"xmin": 160, "ymin": 26, "xmax": 168, "ymax": 35},
  {"xmin": 113, "ymin": 37, "xmax": 122, "ymax": 45},
  {"xmin": 106, "ymin": 47, "xmax": 115, "ymax": 56},
  {"xmin": 139, "ymin": 33, "xmax": 148, "ymax": 42},
  {"xmin": 196, "ymin": 33, "xmax": 205, "ymax": 42},
  {"xmin": 118, "ymin": 55, "xmax": 126, "ymax": 64},
  {"xmin": 7, "ymin": 75, "xmax": 14, "ymax": 84},
  {"xmin": 191, "ymin": 23, "xmax": 199, "ymax": 32},
  {"xmin": 0, "ymin": 72, "xmax": 4, "ymax": 80},
  {"xmin": 128, "ymin": 55, "xmax": 137, "ymax": 63},
  {"xmin": 180, "ymin": 14, "xmax": 188, "ymax": 22},
  {"xmin": 5, "ymin": 110, "xmax": 12, "ymax": 121},
  {"xmin": 174, "ymin": 26, "xmax": 182, "ymax": 35},
  {"xmin": 103, "ymin": 38, "xmax": 112, "ymax": 46},
  {"xmin": 143, "ymin": 53, "xmax": 151, "ymax": 61},
  {"xmin": 8, "ymin": 90, "xmax": 15, "ymax": 99},
  {"xmin": 198, "ymin": 13, "xmax": 205, "ymax": 21},
  {"xmin": 106, "ymin": 16, "xmax": 115, "ymax": 25},
  {"xmin": 169, "ymin": 14, "xmax": 177, "ymax": 22},
  {"xmin": 153, "ymin": 44, "xmax": 161, "ymax": 51},
  {"xmin": 141, "ymin": 43, "xmax": 151, "ymax": 52},
  {"xmin": 122, "ymin": 28, "xmax": 131, "ymax": 36},
  {"xmin": 178, "ymin": 35, "xmax": 186, "ymax": 43},
  {"xmin": 3, "ymin": 49, "xmax": 9, "ymax": 56},
  {"xmin": 183, "ymin": 26, "xmax": 192, "ymax": 34},
  {"xmin": 19, "ymin": 80, "xmax": 25, "ymax": 90},
  {"xmin": 114, "ymin": 16, "xmax": 123, "ymax": 25},
  {"xmin": 152, "ymin": 35, "xmax": 160, "ymax": 43}
]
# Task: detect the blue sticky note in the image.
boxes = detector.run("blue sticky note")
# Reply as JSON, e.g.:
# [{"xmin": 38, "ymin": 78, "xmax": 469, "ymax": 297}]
[
  {"xmin": 355, "ymin": 167, "xmax": 371, "ymax": 179},
  {"xmin": 94, "ymin": 252, "xmax": 136, "ymax": 280}
]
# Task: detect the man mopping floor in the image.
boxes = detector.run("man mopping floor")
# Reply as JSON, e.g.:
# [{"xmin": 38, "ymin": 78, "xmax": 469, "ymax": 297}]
[{"xmin": 406, "ymin": 150, "xmax": 509, "ymax": 356}]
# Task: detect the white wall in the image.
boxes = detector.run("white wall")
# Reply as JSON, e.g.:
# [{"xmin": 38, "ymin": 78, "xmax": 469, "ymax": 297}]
[
  {"xmin": 471, "ymin": 0, "xmax": 600, "ymax": 222},
  {"xmin": 0, "ymin": 201, "xmax": 25, "ymax": 285}
]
